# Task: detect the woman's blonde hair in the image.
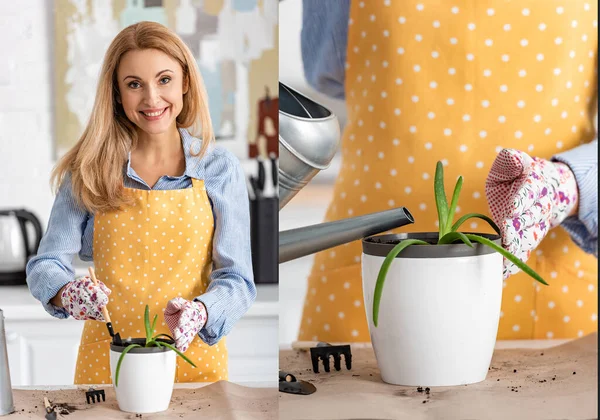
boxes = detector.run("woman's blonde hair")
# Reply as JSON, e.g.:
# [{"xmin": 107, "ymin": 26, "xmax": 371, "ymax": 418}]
[{"xmin": 51, "ymin": 21, "xmax": 214, "ymax": 213}]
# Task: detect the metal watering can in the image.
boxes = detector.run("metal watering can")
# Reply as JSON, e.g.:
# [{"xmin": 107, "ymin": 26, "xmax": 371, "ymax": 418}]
[{"xmin": 278, "ymin": 82, "xmax": 414, "ymax": 263}]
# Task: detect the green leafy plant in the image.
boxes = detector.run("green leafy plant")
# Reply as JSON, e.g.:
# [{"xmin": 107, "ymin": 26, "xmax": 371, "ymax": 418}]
[
  {"xmin": 372, "ymin": 161, "xmax": 548, "ymax": 327},
  {"xmin": 114, "ymin": 305, "xmax": 196, "ymax": 386}
]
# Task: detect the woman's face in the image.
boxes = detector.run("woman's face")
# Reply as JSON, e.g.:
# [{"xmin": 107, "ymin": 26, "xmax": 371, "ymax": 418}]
[{"xmin": 116, "ymin": 48, "xmax": 188, "ymax": 136}]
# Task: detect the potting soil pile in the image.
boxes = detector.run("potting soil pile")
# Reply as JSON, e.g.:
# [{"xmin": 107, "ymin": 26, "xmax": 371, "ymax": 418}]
[
  {"xmin": 280, "ymin": 333, "xmax": 598, "ymax": 420},
  {"xmin": 8, "ymin": 380, "xmax": 277, "ymax": 419}
]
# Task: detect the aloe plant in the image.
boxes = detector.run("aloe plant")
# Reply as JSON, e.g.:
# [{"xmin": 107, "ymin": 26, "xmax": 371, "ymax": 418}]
[
  {"xmin": 372, "ymin": 161, "xmax": 548, "ymax": 327},
  {"xmin": 114, "ymin": 305, "xmax": 196, "ymax": 386}
]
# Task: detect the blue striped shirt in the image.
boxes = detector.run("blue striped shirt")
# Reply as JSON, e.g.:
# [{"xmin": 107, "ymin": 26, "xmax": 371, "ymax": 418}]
[
  {"xmin": 26, "ymin": 128, "xmax": 256, "ymax": 345},
  {"xmin": 301, "ymin": 0, "xmax": 598, "ymax": 256}
]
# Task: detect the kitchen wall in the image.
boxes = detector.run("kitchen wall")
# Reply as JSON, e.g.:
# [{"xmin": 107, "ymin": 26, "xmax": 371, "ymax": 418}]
[{"xmin": 0, "ymin": 0, "xmax": 56, "ymax": 227}]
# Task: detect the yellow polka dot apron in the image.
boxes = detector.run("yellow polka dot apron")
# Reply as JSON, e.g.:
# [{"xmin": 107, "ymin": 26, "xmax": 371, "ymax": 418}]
[
  {"xmin": 299, "ymin": 0, "xmax": 598, "ymax": 342},
  {"xmin": 74, "ymin": 178, "xmax": 227, "ymax": 384}
]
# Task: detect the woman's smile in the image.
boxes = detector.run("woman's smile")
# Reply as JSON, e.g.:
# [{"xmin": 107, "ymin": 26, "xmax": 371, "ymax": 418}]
[{"xmin": 139, "ymin": 106, "xmax": 169, "ymax": 121}]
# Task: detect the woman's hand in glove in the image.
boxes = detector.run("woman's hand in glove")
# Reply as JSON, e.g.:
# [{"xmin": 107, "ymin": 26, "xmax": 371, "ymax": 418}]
[
  {"xmin": 60, "ymin": 275, "xmax": 112, "ymax": 321},
  {"xmin": 485, "ymin": 148, "xmax": 578, "ymax": 279},
  {"xmin": 164, "ymin": 297, "xmax": 208, "ymax": 352}
]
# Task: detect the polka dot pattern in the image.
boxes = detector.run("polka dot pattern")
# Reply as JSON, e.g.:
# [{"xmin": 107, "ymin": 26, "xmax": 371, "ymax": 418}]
[
  {"xmin": 298, "ymin": 0, "xmax": 598, "ymax": 343},
  {"xmin": 74, "ymin": 179, "xmax": 227, "ymax": 384}
]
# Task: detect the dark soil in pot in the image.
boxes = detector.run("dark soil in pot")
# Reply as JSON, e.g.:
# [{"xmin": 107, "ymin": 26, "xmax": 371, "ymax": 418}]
[
  {"xmin": 110, "ymin": 337, "xmax": 175, "ymax": 353},
  {"xmin": 363, "ymin": 232, "xmax": 501, "ymax": 258}
]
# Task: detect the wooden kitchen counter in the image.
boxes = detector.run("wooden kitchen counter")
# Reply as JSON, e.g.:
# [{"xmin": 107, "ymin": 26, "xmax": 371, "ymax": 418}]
[
  {"xmin": 7, "ymin": 381, "xmax": 277, "ymax": 419},
  {"xmin": 279, "ymin": 334, "xmax": 598, "ymax": 420}
]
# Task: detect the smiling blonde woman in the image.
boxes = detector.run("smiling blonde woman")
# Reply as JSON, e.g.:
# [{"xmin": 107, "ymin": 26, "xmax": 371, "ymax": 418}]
[{"xmin": 26, "ymin": 21, "xmax": 256, "ymax": 384}]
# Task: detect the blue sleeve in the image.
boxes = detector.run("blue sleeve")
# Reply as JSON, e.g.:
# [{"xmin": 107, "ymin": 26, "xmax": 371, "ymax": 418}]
[
  {"xmin": 301, "ymin": 0, "xmax": 350, "ymax": 100},
  {"xmin": 194, "ymin": 149, "xmax": 256, "ymax": 345},
  {"xmin": 25, "ymin": 173, "xmax": 90, "ymax": 318},
  {"xmin": 552, "ymin": 139, "xmax": 598, "ymax": 257}
]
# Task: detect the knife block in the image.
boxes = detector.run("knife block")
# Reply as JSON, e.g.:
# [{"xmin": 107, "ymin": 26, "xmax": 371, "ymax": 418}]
[{"xmin": 249, "ymin": 196, "xmax": 278, "ymax": 284}]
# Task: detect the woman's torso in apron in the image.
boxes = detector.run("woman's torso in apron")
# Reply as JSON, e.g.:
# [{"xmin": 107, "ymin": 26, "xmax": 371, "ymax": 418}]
[
  {"xmin": 74, "ymin": 178, "xmax": 227, "ymax": 384},
  {"xmin": 299, "ymin": 0, "xmax": 598, "ymax": 342}
]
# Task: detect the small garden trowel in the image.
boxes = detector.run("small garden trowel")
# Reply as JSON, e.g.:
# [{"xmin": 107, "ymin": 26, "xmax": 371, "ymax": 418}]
[
  {"xmin": 43, "ymin": 397, "xmax": 56, "ymax": 420},
  {"xmin": 88, "ymin": 267, "xmax": 122, "ymax": 346}
]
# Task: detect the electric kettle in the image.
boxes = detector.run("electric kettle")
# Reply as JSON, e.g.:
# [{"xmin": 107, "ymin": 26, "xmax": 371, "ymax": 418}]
[{"xmin": 0, "ymin": 209, "xmax": 43, "ymax": 285}]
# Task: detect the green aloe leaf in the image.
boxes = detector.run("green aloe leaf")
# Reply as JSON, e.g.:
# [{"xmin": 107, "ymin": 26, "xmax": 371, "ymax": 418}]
[
  {"xmin": 374, "ymin": 239, "xmax": 430, "ymax": 327},
  {"xmin": 145, "ymin": 340, "xmax": 159, "ymax": 348},
  {"xmin": 153, "ymin": 333, "xmax": 175, "ymax": 342},
  {"xmin": 434, "ymin": 161, "xmax": 449, "ymax": 237},
  {"xmin": 144, "ymin": 305, "xmax": 151, "ymax": 343},
  {"xmin": 159, "ymin": 341, "xmax": 197, "ymax": 368},
  {"xmin": 438, "ymin": 231, "xmax": 474, "ymax": 247},
  {"xmin": 151, "ymin": 314, "xmax": 158, "ymax": 336},
  {"xmin": 446, "ymin": 176, "xmax": 463, "ymax": 233},
  {"xmin": 464, "ymin": 234, "xmax": 548, "ymax": 285},
  {"xmin": 115, "ymin": 344, "xmax": 142, "ymax": 387},
  {"xmin": 452, "ymin": 213, "xmax": 501, "ymax": 236}
]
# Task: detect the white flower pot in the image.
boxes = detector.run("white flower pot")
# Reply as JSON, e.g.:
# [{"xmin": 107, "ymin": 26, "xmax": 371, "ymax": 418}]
[
  {"xmin": 362, "ymin": 232, "xmax": 503, "ymax": 386},
  {"xmin": 109, "ymin": 339, "xmax": 177, "ymax": 414}
]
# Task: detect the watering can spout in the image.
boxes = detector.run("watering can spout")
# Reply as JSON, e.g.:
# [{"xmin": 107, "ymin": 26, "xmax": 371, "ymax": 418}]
[{"xmin": 279, "ymin": 207, "xmax": 414, "ymax": 263}]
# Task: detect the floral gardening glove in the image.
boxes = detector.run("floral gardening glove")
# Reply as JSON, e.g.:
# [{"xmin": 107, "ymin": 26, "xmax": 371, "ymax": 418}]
[
  {"xmin": 485, "ymin": 149, "xmax": 578, "ymax": 279},
  {"xmin": 60, "ymin": 275, "xmax": 111, "ymax": 321},
  {"xmin": 164, "ymin": 297, "xmax": 208, "ymax": 352}
]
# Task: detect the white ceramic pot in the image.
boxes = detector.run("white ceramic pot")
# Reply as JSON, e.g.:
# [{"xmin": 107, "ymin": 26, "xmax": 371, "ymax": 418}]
[
  {"xmin": 362, "ymin": 232, "xmax": 503, "ymax": 386},
  {"xmin": 109, "ymin": 339, "xmax": 177, "ymax": 414}
]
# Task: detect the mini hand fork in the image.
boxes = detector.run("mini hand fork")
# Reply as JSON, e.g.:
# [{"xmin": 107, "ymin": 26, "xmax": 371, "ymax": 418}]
[
  {"xmin": 279, "ymin": 371, "xmax": 316, "ymax": 395},
  {"xmin": 310, "ymin": 342, "xmax": 352, "ymax": 373},
  {"xmin": 85, "ymin": 387, "xmax": 106, "ymax": 404}
]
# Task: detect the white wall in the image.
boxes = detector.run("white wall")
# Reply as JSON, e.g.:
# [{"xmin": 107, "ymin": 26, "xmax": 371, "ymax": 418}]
[{"xmin": 0, "ymin": 0, "xmax": 56, "ymax": 226}]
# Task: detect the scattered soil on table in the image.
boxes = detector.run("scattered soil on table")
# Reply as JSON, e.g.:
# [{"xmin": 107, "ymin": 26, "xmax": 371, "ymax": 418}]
[
  {"xmin": 12, "ymin": 382, "xmax": 277, "ymax": 419},
  {"xmin": 54, "ymin": 402, "xmax": 81, "ymax": 415},
  {"xmin": 280, "ymin": 333, "xmax": 597, "ymax": 420}
]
